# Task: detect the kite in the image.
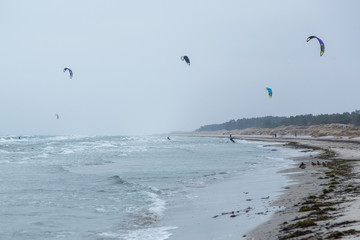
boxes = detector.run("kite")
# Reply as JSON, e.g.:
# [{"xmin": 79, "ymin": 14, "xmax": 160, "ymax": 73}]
[
  {"xmin": 266, "ymin": 88, "xmax": 272, "ymax": 98},
  {"xmin": 63, "ymin": 68, "xmax": 73, "ymax": 79},
  {"xmin": 181, "ymin": 56, "xmax": 190, "ymax": 65},
  {"xmin": 306, "ymin": 36, "xmax": 325, "ymax": 56}
]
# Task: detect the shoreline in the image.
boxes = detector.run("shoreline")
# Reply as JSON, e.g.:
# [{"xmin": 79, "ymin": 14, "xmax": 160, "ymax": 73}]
[
  {"xmin": 162, "ymin": 138, "xmax": 303, "ymax": 240},
  {"xmin": 244, "ymin": 138, "xmax": 360, "ymax": 240},
  {"xmin": 174, "ymin": 133, "xmax": 360, "ymax": 239}
]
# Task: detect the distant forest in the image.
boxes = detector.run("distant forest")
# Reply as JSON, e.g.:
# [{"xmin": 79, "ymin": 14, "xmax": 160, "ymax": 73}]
[{"xmin": 196, "ymin": 111, "xmax": 360, "ymax": 132}]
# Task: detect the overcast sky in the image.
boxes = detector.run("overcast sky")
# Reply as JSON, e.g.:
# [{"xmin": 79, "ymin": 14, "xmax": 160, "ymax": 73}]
[{"xmin": 0, "ymin": 0, "xmax": 359, "ymax": 135}]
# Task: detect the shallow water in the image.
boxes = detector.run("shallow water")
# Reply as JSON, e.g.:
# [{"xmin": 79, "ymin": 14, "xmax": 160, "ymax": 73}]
[{"xmin": 0, "ymin": 136, "xmax": 308, "ymax": 239}]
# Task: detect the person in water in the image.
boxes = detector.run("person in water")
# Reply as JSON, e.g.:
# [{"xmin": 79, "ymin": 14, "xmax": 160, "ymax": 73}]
[
  {"xmin": 229, "ymin": 134, "xmax": 235, "ymax": 143},
  {"xmin": 167, "ymin": 137, "xmax": 171, "ymax": 140},
  {"xmin": 299, "ymin": 162, "xmax": 306, "ymax": 169}
]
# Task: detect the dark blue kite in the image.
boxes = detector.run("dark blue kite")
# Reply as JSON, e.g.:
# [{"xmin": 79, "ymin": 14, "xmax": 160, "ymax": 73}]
[
  {"xmin": 181, "ymin": 56, "xmax": 190, "ymax": 66},
  {"xmin": 63, "ymin": 68, "xmax": 73, "ymax": 79},
  {"xmin": 307, "ymin": 36, "xmax": 325, "ymax": 56}
]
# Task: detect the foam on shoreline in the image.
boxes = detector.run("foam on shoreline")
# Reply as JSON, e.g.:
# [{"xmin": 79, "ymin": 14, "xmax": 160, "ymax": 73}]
[{"xmin": 159, "ymin": 140, "xmax": 311, "ymax": 240}]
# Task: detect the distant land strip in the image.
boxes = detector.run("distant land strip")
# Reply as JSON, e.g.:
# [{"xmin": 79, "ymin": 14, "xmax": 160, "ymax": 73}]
[{"xmin": 196, "ymin": 111, "xmax": 360, "ymax": 133}]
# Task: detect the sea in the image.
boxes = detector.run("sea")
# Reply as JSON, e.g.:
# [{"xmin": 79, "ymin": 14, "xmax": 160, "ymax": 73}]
[{"xmin": 0, "ymin": 135, "xmax": 309, "ymax": 240}]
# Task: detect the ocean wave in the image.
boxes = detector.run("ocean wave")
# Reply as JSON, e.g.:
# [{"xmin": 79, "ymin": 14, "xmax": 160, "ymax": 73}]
[
  {"xmin": 123, "ymin": 146, "xmax": 148, "ymax": 153},
  {"xmin": 123, "ymin": 189, "xmax": 167, "ymax": 228},
  {"xmin": 30, "ymin": 153, "xmax": 50, "ymax": 159},
  {"xmin": 109, "ymin": 175, "xmax": 131, "ymax": 185},
  {"xmin": 49, "ymin": 165, "xmax": 69, "ymax": 173},
  {"xmin": 146, "ymin": 191, "xmax": 166, "ymax": 220},
  {"xmin": 96, "ymin": 141, "xmax": 117, "ymax": 148},
  {"xmin": 119, "ymin": 226, "xmax": 177, "ymax": 240},
  {"xmin": 0, "ymin": 136, "xmax": 26, "ymax": 144},
  {"xmin": 45, "ymin": 135, "xmax": 88, "ymax": 142},
  {"xmin": 266, "ymin": 156, "xmax": 286, "ymax": 161},
  {"xmin": 59, "ymin": 148, "xmax": 77, "ymax": 155},
  {"xmin": 202, "ymin": 172, "xmax": 217, "ymax": 177},
  {"xmin": 0, "ymin": 149, "xmax": 11, "ymax": 154}
]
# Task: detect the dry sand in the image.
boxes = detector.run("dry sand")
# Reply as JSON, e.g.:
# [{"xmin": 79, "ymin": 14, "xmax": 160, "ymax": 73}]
[{"xmin": 175, "ymin": 128, "xmax": 360, "ymax": 239}]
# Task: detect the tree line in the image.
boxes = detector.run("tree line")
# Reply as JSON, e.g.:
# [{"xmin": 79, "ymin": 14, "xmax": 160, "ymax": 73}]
[{"xmin": 196, "ymin": 111, "xmax": 360, "ymax": 132}]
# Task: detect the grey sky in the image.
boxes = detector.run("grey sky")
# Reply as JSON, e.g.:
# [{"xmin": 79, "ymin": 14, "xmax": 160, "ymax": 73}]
[{"xmin": 1, "ymin": 1, "xmax": 359, "ymax": 135}]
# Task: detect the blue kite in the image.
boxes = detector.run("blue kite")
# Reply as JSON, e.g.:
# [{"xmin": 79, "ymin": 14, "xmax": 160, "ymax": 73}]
[{"xmin": 266, "ymin": 88, "xmax": 272, "ymax": 98}]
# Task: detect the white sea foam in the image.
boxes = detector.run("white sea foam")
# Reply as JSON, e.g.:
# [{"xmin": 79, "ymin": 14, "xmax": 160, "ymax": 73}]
[
  {"xmin": 59, "ymin": 148, "xmax": 76, "ymax": 155},
  {"xmin": 122, "ymin": 146, "xmax": 148, "ymax": 154},
  {"xmin": 95, "ymin": 206, "xmax": 106, "ymax": 213},
  {"xmin": 31, "ymin": 153, "xmax": 49, "ymax": 159},
  {"xmin": 147, "ymin": 192, "xmax": 166, "ymax": 220},
  {"xmin": 0, "ymin": 149, "xmax": 11, "ymax": 154},
  {"xmin": 45, "ymin": 135, "xmax": 88, "ymax": 142},
  {"xmin": 120, "ymin": 226, "xmax": 177, "ymax": 240},
  {"xmin": 96, "ymin": 141, "xmax": 117, "ymax": 148},
  {"xmin": 98, "ymin": 232, "xmax": 121, "ymax": 238}
]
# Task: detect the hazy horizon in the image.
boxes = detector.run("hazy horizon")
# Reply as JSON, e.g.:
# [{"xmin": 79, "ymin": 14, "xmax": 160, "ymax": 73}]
[{"xmin": 1, "ymin": 0, "xmax": 359, "ymax": 135}]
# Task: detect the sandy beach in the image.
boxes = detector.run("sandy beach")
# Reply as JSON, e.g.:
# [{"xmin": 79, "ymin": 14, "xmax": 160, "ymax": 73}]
[
  {"xmin": 176, "ymin": 129, "xmax": 360, "ymax": 239},
  {"xmin": 243, "ymin": 136, "xmax": 360, "ymax": 240}
]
